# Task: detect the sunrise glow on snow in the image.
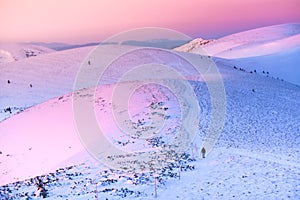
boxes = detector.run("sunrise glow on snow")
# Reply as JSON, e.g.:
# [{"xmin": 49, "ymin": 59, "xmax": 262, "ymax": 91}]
[{"xmin": 0, "ymin": 0, "xmax": 299, "ymax": 199}]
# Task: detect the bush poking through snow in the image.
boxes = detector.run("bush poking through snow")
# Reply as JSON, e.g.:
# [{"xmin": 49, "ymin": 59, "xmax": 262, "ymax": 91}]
[
  {"xmin": 34, "ymin": 177, "xmax": 48, "ymax": 198},
  {"xmin": 4, "ymin": 107, "xmax": 12, "ymax": 114}
]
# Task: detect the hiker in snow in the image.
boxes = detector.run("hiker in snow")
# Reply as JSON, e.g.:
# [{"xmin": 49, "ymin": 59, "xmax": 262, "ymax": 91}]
[
  {"xmin": 88, "ymin": 60, "xmax": 91, "ymax": 65},
  {"xmin": 201, "ymin": 147, "xmax": 206, "ymax": 158}
]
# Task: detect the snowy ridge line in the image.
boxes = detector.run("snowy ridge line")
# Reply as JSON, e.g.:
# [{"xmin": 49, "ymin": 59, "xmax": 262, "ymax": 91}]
[
  {"xmin": 174, "ymin": 23, "xmax": 300, "ymax": 58},
  {"xmin": 0, "ymin": 106, "xmax": 26, "ymax": 122},
  {"xmin": 0, "ymin": 43, "xmax": 55, "ymax": 63},
  {"xmin": 212, "ymin": 33, "xmax": 300, "ymax": 58},
  {"xmin": 1, "ymin": 23, "xmax": 300, "ymax": 198},
  {"xmin": 0, "ymin": 45, "xmax": 95, "ymax": 121},
  {"xmin": 174, "ymin": 23, "xmax": 300, "ymax": 86}
]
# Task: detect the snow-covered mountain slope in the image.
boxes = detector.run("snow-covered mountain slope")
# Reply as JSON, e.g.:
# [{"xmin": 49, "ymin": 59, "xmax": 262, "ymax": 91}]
[
  {"xmin": 173, "ymin": 38, "xmax": 212, "ymax": 52},
  {"xmin": 0, "ymin": 45, "xmax": 211, "ymax": 185},
  {"xmin": 175, "ymin": 23, "xmax": 300, "ymax": 86},
  {"xmin": 0, "ymin": 48, "xmax": 299, "ymax": 199},
  {"xmin": 0, "ymin": 49, "xmax": 15, "ymax": 63},
  {"xmin": 0, "ymin": 44, "xmax": 55, "ymax": 63},
  {"xmin": 176, "ymin": 23, "xmax": 300, "ymax": 58},
  {"xmin": 0, "ymin": 44, "xmax": 210, "ymax": 122},
  {"xmin": 0, "ymin": 92, "xmax": 84, "ymax": 185},
  {"xmin": 0, "ymin": 82, "xmax": 180, "ymax": 186},
  {"xmin": 0, "ymin": 46, "xmax": 95, "ymax": 121},
  {"xmin": 208, "ymin": 33, "xmax": 300, "ymax": 59},
  {"xmin": 220, "ymin": 46, "xmax": 300, "ymax": 86}
]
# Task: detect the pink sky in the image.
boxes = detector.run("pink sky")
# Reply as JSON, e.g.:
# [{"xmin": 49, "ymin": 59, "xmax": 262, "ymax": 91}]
[{"xmin": 0, "ymin": 0, "xmax": 299, "ymax": 44}]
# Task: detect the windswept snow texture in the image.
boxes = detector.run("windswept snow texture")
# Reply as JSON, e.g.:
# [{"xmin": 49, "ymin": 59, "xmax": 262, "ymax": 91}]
[
  {"xmin": 0, "ymin": 44, "xmax": 55, "ymax": 63},
  {"xmin": 0, "ymin": 42, "xmax": 300, "ymax": 199},
  {"xmin": 1, "ymin": 23, "xmax": 300, "ymax": 199}
]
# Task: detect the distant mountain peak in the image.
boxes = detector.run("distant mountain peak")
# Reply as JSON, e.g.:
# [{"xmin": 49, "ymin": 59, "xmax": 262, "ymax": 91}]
[
  {"xmin": 0, "ymin": 44, "xmax": 54, "ymax": 63},
  {"xmin": 173, "ymin": 38, "xmax": 212, "ymax": 52}
]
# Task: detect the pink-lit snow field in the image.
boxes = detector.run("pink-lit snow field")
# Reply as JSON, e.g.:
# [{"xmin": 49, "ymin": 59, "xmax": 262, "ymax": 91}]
[{"xmin": 0, "ymin": 23, "xmax": 300, "ymax": 199}]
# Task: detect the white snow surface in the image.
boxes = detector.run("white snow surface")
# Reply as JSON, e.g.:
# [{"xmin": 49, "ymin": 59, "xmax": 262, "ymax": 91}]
[
  {"xmin": 173, "ymin": 38, "xmax": 212, "ymax": 53},
  {"xmin": 0, "ymin": 44, "xmax": 55, "ymax": 63},
  {"xmin": 0, "ymin": 60, "xmax": 299, "ymax": 199},
  {"xmin": 185, "ymin": 23, "xmax": 300, "ymax": 58},
  {"xmin": 0, "ymin": 46, "xmax": 95, "ymax": 121},
  {"xmin": 0, "ymin": 24, "xmax": 300, "ymax": 199},
  {"xmin": 220, "ymin": 46, "xmax": 300, "ymax": 86},
  {"xmin": 175, "ymin": 23, "xmax": 300, "ymax": 86}
]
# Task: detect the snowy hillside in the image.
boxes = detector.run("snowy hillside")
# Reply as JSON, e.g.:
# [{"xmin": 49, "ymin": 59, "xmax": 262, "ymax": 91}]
[
  {"xmin": 173, "ymin": 38, "xmax": 212, "ymax": 52},
  {"xmin": 0, "ymin": 43, "xmax": 299, "ymax": 199},
  {"xmin": 0, "ymin": 44, "xmax": 55, "ymax": 63},
  {"xmin": 206, "ymin": 33, "xmax": 300, "ymax": 59},
  {"xmin": 176, "ymin": 23, "xmax": 300, "ymax": 58},
  {"xmin": 175, "ymin": 23, "xmax": 300, "ymax": 86},
  {"xmin": 0, "ymin": 46, "xmax": 95, "ymax": 121},
  {"xmin": 220, "ymin": 46, "xmax": 300, "ymax": 86}
]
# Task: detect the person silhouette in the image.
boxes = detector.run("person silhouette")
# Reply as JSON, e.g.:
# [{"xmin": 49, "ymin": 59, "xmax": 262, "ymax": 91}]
[{"xmin": 201, "ymin": 147, "xmax": 206, "ymax": 158}]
